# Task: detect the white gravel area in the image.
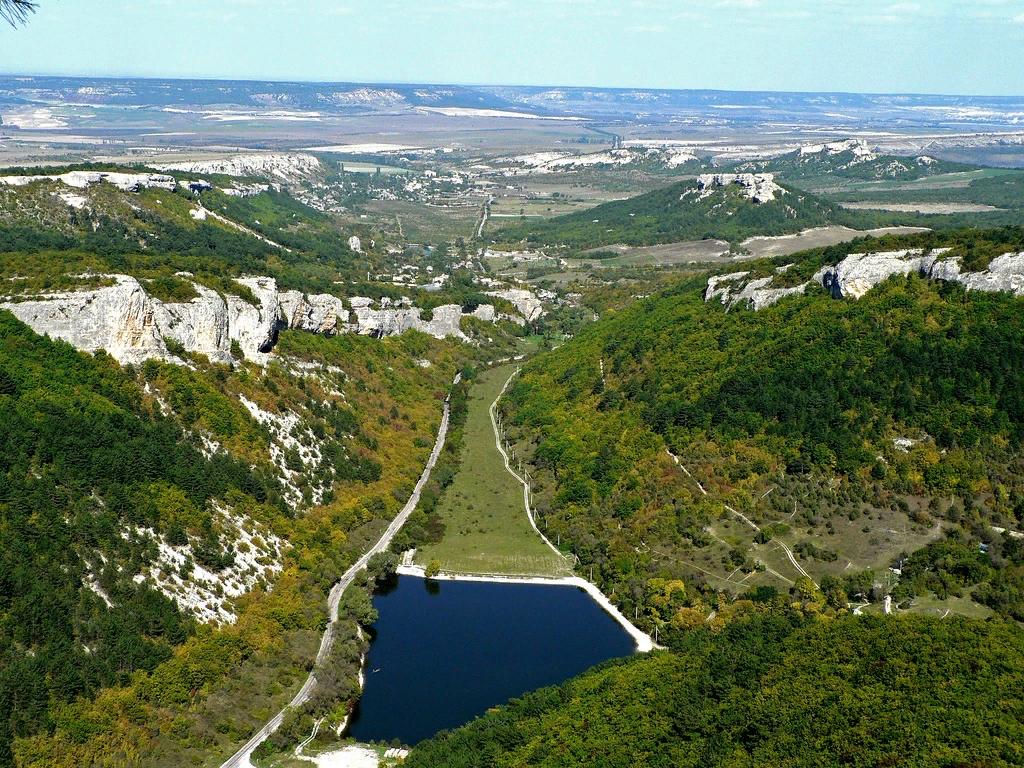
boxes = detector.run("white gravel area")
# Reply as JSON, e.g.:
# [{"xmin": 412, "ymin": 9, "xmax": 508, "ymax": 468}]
[{"xmin": 308, "ymin": 745, "xmax": 380, "ymax": 768}]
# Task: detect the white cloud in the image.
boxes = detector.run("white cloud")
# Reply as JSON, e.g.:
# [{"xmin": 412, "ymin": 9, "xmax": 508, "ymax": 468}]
[{"xmin": 1015, "ymin": 12, "xmax": 1024, "ymax": 22}]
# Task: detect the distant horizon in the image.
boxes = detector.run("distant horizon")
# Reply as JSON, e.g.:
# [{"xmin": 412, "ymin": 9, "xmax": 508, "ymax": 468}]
[
  {"xmin": 2, "ymin": 71, "xmax": 1024, "ymax": 102},
  {"xmin": 1, "ymin": 1, "xmax": 1023, "ymax": 98}
]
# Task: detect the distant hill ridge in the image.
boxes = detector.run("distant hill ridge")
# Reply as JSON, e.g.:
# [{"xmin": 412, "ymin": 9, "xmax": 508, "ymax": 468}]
[
  {"xmin": 730, "ymin": 138, "xmax": 976, "ymax": 181},
  {"xmin": 496, "ymin": 173, "xmax": 878, "ymax": 247}
]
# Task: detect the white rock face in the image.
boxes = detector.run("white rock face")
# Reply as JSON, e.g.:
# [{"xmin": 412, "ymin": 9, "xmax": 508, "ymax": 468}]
[
  {"xmin": 694, "ymin": 173, "xmax": 785, "ymax": 203},
  {"xmin": 485, "ymin": 289, "xmax": 543, "ymax": 322},
  {"xmin": 1, "ymin": 275, "xmax": 279, "ymax": 365},
  {"xmin": 812, "ymin": 249, "xmax": 950, "ymax": 299},
  {"xmin": 351, "ymin": 303, "xmax": 466, "ymax": 339},
  {"xmin": 706, "ymin": 272, "xmax": 808, "ymax": 310},
  {"xmin": 2, "ymin": 277, "xmax": 544, "ymax": 364},
  {"xmin": 153, "ymin": 153, "xmax": 323, "ymax": 182},
  {"xmin": 279, "ymin": 291, "xmax": 350, "ymax": 334},
  {"xmin": 932, "ymin": 252, "xmax": 1024, "ymax": 295},
  {"xmin": 798, "ymin": 139, "xmax": 876, "ymax": 162},
  {"xmin": 221, "ymin": 183, "xmax": 271, "ymax": 198},
  {"xmin": 704, "ymin": 248, "xmax": 1024, "ymax": 311},
  {"xmin": 348, "ymin": 235, "xmax": 362, "ymax": 253},
  {"xmin": 230, "ymin": 277, "xmax": 281, "ymax": 357},
  {"xmin": 0, "ymin": 171, "xmax": 177, "ymax": 192},
  {"xmin": 471, "ymin": 304, "xmax": 496, "ymax": 323},
  {"xmin": 502, "ymin": 146, "xmax": 697, "ymax": 173},
  {"xmin": 2, "ymin": 276, "xmax": 169, "ymax": 364}
]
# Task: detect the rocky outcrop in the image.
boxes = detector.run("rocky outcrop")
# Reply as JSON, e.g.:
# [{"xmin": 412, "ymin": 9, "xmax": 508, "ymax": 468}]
[
  {"xmin": 279, "ymin": 291, "xmax": 350, "ymax": 334},
  {"xmin": 706, "ymin": 272, "xmax": 809, "ymax": 311},
  {"xmin": 2, "ymin": 275, "xmax": 280, "ymax": 365},
  {"xmin": 350, "ymin": 303, "xmax": 466, "ymax": 339},
  {"xmin": 153, "ymin": 153, "xmax": 324, "ymax": 182},
  {"xmin": 798, "ymin": 139, "xmax": 876, "ymax": 161},
  {"xmin": 694, "ymin": 173, "xmax": 785, "ymax": 203},
  {"xmin": 0, "ymin": 171, "xmax": 177, "ymax": 192},
  {"xmin": 928, "ymin": 252, "xmax": 1024, "ymax": 295},
  {"xmin": 279, "ymin": 293, "xmax": 468, "ymax": 338},
  {"xmin": 4, "ymin": 276, "xmax": 166, "ymax": 363},
  {"xmin": 485, "ymin": 289, "xmax": 543, "ymax": 322},
  {"xmin": 704, "ymin": 248, "xmax": 1024, "ymax": 311},
  {"xmin": 812, "ymin": 248, "xmax": 951, "ymax": 299},
  {"xmin": 2, "ymin": 275, "xmax": 546, "ymax": 365}
]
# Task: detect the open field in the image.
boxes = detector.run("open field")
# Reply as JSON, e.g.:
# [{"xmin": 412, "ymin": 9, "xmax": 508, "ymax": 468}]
[
  {"xmin": 841, "ymin": 202, "xmax": 1003, "ymax": 214},
  {"xmin": 416, "ymin": 365, "xmax": 569, "ymax": 577},
  {"xmin": 738, "ymin": 225, "xmax": 932, "ymax": 259}
]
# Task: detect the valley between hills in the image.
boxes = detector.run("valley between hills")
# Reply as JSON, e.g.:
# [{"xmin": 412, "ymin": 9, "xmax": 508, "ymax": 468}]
[{"xmin": 3, "ymin": 76, "xmax": 1024, "ymax": 768}]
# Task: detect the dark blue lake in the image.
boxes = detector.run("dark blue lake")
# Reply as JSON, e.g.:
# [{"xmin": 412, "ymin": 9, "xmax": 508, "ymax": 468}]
[{"xmin": 347, "ymin": 575, "xmax": 637, "ymax": 746}]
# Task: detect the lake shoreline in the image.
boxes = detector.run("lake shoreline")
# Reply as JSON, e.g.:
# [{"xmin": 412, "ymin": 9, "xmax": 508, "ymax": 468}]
[{"xmin": 395, "ymin": 564, "xmax": 657, "ymax": 652}]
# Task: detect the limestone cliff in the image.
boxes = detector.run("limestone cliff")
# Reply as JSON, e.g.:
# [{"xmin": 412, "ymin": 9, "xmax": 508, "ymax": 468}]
[
  {"xmin": 2, "ymin": 275, "xmax": 280, "ymax": 365},
  {"xmin": 693, "ymin": 173, "xmax": 785, "ymax": 204},
  {"xmin": 1, "ymin": 275, "xmax": 540, "ymax": 364},
  {"xmin": 705, "ymin": 248, "xmax": 1024, "ymax": 310},
  {"xmin": 0, "ymin": 170, "xmax": 177, "ymax": 192},
  {"xmin": 485, "ymin": 288, "xmax": 543, "ymax": 322}
]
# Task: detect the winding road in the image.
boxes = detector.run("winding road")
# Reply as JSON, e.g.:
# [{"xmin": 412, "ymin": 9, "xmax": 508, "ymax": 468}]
[
  {"xmin": 666, "ymin": 449, "xmax": 818, "ymax": 588},
  {"xmin": 220, "ymin": 376, "xmax": 457, "ymax": 768}
]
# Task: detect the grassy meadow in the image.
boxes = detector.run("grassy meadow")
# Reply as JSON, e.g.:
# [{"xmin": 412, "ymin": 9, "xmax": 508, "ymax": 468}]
[{"xmin": 416, "ymin": 365, "xmax": 570, "ymax": 577}]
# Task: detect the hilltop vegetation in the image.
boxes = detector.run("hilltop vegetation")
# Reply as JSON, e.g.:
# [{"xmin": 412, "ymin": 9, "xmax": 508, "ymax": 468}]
[
  {"xmin": 407, "ymin": 614, "xmax": 1024, "ymax": 767},
  {"xmin": 499, "ymin": 227, "xmax": 1024, "ymax": 634}
]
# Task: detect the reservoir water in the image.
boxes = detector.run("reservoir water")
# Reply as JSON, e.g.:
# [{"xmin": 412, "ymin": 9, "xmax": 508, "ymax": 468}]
[{"xmin": 347, "ymin": 575, "xmax": 637, "ymax": 746}]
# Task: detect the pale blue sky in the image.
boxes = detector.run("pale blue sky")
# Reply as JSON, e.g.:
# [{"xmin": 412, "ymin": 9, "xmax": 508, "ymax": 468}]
[{"xmin": 2, "ymin": 0, "xmax": 1024, "ymax": 95}]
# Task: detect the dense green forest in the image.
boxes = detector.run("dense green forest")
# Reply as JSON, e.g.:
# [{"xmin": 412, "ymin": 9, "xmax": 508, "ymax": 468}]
[
  {"xmin": 493, "ymin": 178, "xmax": 899, "ymax": 248},
  {"xmin": 499, "ymin": 227, "xmax": 1024, "ymax": 635},
  {"xmin": 406, "ymin": 614, "xmax": 1024, "ymax": 767}
]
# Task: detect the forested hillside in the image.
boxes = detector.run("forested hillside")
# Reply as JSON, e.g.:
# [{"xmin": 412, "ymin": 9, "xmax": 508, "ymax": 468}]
[
  {"xmin": 0, "ymin": 312, "xmax": 465, "ymax": 767},
  {"xmin": 499, "ymin": 227, "xmax": 1024, "ymax": 635},
  {"xmin": 407, "ymin": 614, "xmax": 1024, "ymax": 767},
  {"xmin": 0, "ymin": 160, "xmax": 551, "ymax": 766}
]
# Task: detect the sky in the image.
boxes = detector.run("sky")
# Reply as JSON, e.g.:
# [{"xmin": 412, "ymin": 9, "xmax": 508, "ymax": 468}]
[{"xmin": 2, "ymin": 0, "xmax": 1024, "ymax": 95}]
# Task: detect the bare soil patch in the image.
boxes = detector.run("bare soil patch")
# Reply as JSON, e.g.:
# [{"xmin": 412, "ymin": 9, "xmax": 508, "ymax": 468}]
[{"xmin": 840, "ymin": 202, "xmax": 1003, "ymax": 214}]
